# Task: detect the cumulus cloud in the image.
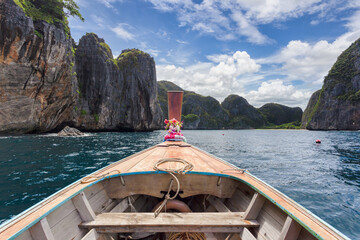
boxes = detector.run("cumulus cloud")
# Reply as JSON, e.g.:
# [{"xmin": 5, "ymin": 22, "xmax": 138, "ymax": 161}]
[
  {"xmin": 157, "ymin": 51, "xmax": 261, "ymax": 99},
  {"xmin": 244, "ymin": 80, "xmax": 312, "ymax": 109},
  {"xmin": 111, "ymin": 23, "xmax": 135, "ymax": 41},
  {"xmin": 146, "ymin": 0, "xmax": 268, "ymax": 43},
  {"xmin": 157, "ymin": 29, "xmax": 360, "ymax": 108},
  {"xmin": 152, "ymin": 0, "xmax": 360, "ymax": 108},
  {"xmin": 145, "ymin": 0, "xmax": 356, "ymax": 44},
  {"xmin": 258, "ymin": 31, "xmax": 360, "ymax": 86}
]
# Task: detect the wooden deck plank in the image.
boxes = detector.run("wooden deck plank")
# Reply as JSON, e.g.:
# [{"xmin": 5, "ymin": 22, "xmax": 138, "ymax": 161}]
[
  {"xmin": 0, "ymin": 142, "xmax": 347, "ymax": 240},
  {"xmin": 227, "ymin": 188, "xmax": 253, "ymax": 212},
  {"xmin": 50, "ymin": 209, "xmax": 85, "ymax": 240},
  {"xmin": 72, "ymin": 192, "xmax": 96, "ymax": 221},
  {"xmin": 80, "ymin": 212, "xmax": 259, "ymax": 233},
  {"xmin": 189, "ymin": 147, "xmax": 236, "ymax": 173},
  {"xmin": 81, "ymin": 229, "xmax": 99, "ymax": 240},
  {"xmin": 110, "ymin": 195, "xmax": 140, "ymax": 213},
  {"xmin": 183, "ymin": 147, "xmax": 218, "ymax": 172},
  {"xmin": 278, "ymin": 216, "xmax": 302, "ymax": 240},
  {"xmin": 29, "ymin": 218, "xmax": 54, "ymax": 240},
  {"xmin": 239, "ymin": 228, "xmax": 257, "ymax": 240},
  {"xmin": 243, "ymin": 192, "xmax": 266, "ymax": 220},
  {"xmin": 207, "ymin": 196, "xmax": 231, "ymax": 213},
  {"xmin": 126, "ymin": 147, "xmax": 169, "ymax": 172},
  {"xmin": 0, "ymin": 146, "xmax": 159, "ymax": 239}
]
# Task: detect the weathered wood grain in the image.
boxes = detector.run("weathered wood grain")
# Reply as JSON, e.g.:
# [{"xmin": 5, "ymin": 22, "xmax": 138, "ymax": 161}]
[{"xmin": 80, "ymin": 212, "xmax": 259, "ymax": 233}]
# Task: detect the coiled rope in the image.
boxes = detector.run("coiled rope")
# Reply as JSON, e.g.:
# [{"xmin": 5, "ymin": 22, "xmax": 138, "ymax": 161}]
[
  {"xmin": 153, "ymin": 158, "xmax": 194, "ymax": 217},
  {"xmin": 80, "ymin": 169, "xmax": 121, "ymax": 184},
  {"xmin": 168, "ymin": 232, "xmax": 206, "ymax": 240}
]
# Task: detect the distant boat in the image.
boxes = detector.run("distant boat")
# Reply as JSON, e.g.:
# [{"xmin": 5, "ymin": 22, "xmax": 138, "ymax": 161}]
[{"xmin": 0, "ymin": 91, "xmax": 349, "ymax": 240}]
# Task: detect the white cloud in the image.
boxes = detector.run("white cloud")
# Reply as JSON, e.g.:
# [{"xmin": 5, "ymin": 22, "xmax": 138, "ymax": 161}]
[
  {"xmin": 146, "ymin": 49, "xmax": 160, "ymax": 57},
  {"xmin": 151, "ymin": 0, "xmax": 360, "ymax": 110},
  {"xmin": 146, "ymin": 0, "xmax": 267, "ymax": 43},
  {"xmin": 90, "ymin": 15, "xmax": 105, "ymax": 27},
  {"xmin": 74, "ymin": 0, "xmax": 89, "ymax": 8},
  {"xmin": 231, "ymin": 10, "xmax": 269, "ymax": 44},
  {"xmin": 176, "ymin": 40, "xmax": 188, "ymax": 44},
  {"xmin": 258, "ymin": 30, "xmax": 360, "ymax": 86},
  {"xmin": 345, "ymin": 10, "xmax": 360, "ymax": 32},
  {"xmin": 97, "ymin": 0, "xmax": 123, "ymax": 9},
  {"xmin": 157, "ymin": 27, "xmax": 360, "ymax": 109},
  {"xmin": 244, "ymin": 80, "xmax": 312, "ymax": 109},
  {"xmin": 111, "ymin": 23, "xmax": 135, "ymax": 41},
  {"xmin": 157, "ymin": 51, "xmax": 261, "ymax": 99},
  {"xmin": 146, "ymin": 0, "xmax": 358, "ymax": 44}
]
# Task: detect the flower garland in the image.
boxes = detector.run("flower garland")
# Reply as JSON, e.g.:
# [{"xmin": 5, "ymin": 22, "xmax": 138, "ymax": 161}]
[{"xmin": 164, "ymin": 118, "xmax": 186, "ymax": 142}]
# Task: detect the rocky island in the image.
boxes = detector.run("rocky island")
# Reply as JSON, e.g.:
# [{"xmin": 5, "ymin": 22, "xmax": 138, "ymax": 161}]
[
  {"xmin": 302, "ymin": 38, "xmax": 360, "ymax": 130},
  {"xmin": 74, "ymin": 33, "xmax": 162, "ymax": 131},
  {"xmin": 0, "ymin": 0, "xmax": 162, "ymax": 133},
  {"xmin": 158, "ymin": 81, "xmax": 303, "ymax": 129},
  {"xmin": 2, "ymin": 0, "xmax": 359, "ymax": 133}
]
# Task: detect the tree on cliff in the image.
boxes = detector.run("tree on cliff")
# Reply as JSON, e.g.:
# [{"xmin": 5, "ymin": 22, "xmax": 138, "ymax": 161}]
[{"xmin": 14, "ymin": 0, "xmax": 84, "ymax": 35}]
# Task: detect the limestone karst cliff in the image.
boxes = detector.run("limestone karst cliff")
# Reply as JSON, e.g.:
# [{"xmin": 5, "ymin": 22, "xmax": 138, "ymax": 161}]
[
  {"xmin": 0, "ymin": 1, "xmax": 162, "ymax": 133},
  {"xmin": 302, "ymin": 38, "xmax": 360, "ymax": 130},
  {"xmin": 158, "ymin": 81, "xmax": 229, "ymax": 129},
  {"xmin": 74, "ymin": 33, "xmax": 162, "ymax": 131},
  {"xmin": 157, "ymin": 81, "xmax": 302, "ymax": 129},
  {"xmin": 259, "ymin": 103, "xmax": 302, "ymax": 126},
  {"xmin": 0, "ymin": 0, "xmax": 77, "ymax": 133},
  {"xmin": 221, "ymin": 94, "xmax": 265, "ymax": 129}
]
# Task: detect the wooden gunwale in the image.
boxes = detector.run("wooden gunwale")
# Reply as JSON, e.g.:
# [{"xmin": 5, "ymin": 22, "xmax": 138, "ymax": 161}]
[
  {"xmin": 189, "ymin": 145, "xmax": 349, "ymax": 240},
  {"xmin": 0, "ymin": 145, "xmax": 160, "ymax": 240},
  {"xmin": 0, "ymin": 141, "xmax": 349, "ymax": 240}
]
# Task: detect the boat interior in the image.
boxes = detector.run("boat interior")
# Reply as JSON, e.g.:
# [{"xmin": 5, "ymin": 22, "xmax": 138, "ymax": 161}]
[{"xmin": 13, "ymin": 172, "xmax": 319, "ymax": 240}]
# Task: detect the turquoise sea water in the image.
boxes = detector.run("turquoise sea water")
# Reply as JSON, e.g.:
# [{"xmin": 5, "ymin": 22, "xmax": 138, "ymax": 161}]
[{"xmin": 0, "ymin": 130, "xmax": 359, "ymax": 239}]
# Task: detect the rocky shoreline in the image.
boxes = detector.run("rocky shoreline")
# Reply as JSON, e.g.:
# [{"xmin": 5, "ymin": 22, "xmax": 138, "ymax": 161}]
[
  {"xmin": 0, "ymin": 1, "xmax": 162, "ymax": 134},
  {"xmin": 1, "ymin": 0, "xmax": 360, "ymax": 133}
]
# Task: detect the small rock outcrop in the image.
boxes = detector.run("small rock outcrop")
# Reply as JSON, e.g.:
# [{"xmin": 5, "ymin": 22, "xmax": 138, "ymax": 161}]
[
  {"xmin": 0, "ymin": 0, "xmax": 77, "ymax": 133},
  {"xmin": 74, "ymin": 33, "xmax": 162, "ymax": 131},
  {"xmin": 259, "ymin": 103, "xmax": 303, "ymax": 125},
  {"xmin": 58, "ymin": 126, "xmax": 84, "ymax": 136},
  {"xmin": 302, "ymin": 38, "xmax": 360, "ymax": 130},
  {"xmin": 221, "ymin": 95, "xmax": 265, "ymax": 128},
  {"xmin": 301, "ymin": 90, "xmax": 321, "ymax": 128}
]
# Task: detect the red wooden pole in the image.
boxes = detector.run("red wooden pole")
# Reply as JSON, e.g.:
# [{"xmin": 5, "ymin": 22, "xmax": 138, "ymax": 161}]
[{"xmin": 167, "ymin": 91, "xmax": 184, "ymax": 121}]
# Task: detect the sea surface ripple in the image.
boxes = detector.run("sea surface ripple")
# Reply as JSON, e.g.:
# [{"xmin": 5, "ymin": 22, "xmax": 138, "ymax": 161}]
[{"xmin": 0, "ymin": 130, "xmax": 359, "ymax": 239}]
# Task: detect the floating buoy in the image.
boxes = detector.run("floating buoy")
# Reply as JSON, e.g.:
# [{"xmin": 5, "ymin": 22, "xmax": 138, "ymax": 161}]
[
  {"xmin": 222, "ymin": 134, "xmax": 224, "ymax": 136},
  {"xmin": 316, "ymin": 139, "xmax": 321, "ymax": 144}
]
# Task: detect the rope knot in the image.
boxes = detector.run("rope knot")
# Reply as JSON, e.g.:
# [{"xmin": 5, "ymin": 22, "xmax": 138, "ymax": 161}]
[{"xmin": 153, "ymin": 158, "xmax": 194, "ymax": 217}]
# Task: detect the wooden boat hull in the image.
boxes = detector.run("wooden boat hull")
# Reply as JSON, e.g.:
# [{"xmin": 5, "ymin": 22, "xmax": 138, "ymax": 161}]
[{"xmin": 0, "ymin": 142, "xmax": 349, "ymax": 240}]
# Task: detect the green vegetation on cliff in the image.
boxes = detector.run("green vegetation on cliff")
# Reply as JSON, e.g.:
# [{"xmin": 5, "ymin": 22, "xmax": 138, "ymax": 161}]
[
  {"xmin": 158, "ymin": 81, "xmax": 228, "ymax": 129},
  {"xmin": 157, "ymin": 81, "xmax": 302, "ymax": 129},
  {"xmin": 13, "ymin": 0, "xmax": 84, "ymax": 37},
  {"xmin": 302, "ymin": 37, "xmax": 360, "ymax": 130},
  {"xmin": 326, "ymin": 41, "xmax": 359, "ymax": 85},
  {"xmin": 222, "ymin": 94, "xmax": 265, "ymax": 128},
  {"xmin": 258, "ymin": 103, "xmax": 303, "ymax": 126},
  {"xmin": 324, "ymin": 39, "xmax": 360, "ymax": 102},
  {"xmin": 263, "ymin": 121, "xmax": 301, "ymax": 129},
  {"xmin": 117, "ymin": 49, "xmax": 150, "ymax": 69}
]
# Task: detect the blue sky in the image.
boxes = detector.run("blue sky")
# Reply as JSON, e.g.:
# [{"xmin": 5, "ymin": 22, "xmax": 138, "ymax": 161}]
[{"xmin": 70, "ymin": 0, "xmax": 360, "ymax": 109}]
